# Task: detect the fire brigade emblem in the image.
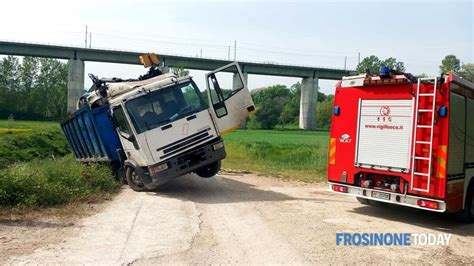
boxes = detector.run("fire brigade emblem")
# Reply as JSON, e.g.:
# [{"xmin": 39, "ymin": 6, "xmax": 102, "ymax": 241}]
[
  {"xmin": 339, "ymin": 133, "xmax": 351, "ymax": 143},
  {"xmin": 380, "ymin": 106, "xmax": 391, "ymax": 116}
]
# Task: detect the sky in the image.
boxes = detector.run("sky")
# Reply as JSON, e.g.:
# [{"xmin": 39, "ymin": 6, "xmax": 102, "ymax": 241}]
[{"xmin": 0, "ymin": 0, "xmax": 472, "ymax": 94}]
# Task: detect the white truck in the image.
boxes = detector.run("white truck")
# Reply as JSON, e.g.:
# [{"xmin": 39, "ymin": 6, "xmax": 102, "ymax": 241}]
[{"xmin": 61, "ymin": 55, "xmax": 255, "ymax": 191}]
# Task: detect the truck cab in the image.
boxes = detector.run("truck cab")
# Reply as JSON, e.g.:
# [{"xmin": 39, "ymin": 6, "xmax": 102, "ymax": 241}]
[{"xmin": 63, "ymin": 61, "xmax": 254, "ymax": 191}]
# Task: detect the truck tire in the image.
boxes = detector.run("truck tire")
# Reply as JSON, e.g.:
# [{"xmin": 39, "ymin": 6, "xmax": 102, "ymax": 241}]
[
  {"xmin": 456, "ymin": 180, "xmax": 474, "ymax": 223},
  {"xmin": 126, "ymin": 167, "xmax": 147, "ymax": 192},
  {"xmin": 195, "ymin": 161, "xmax": 221, "ymax": 178}
]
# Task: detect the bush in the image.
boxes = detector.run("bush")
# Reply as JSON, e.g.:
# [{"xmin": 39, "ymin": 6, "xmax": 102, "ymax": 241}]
[
  {"xmin": 0, "ymin": 155, "xmax": 119, "ymax": 207},
  {"xmin": 0, "ymin": 123, "xmax": 69, "ymax": 169}
]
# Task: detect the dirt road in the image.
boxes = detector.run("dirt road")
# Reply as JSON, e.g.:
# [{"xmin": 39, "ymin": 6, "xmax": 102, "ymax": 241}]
[{"xmin": 2, "ymin": 173, "xmax": 474, "ymax": 264}]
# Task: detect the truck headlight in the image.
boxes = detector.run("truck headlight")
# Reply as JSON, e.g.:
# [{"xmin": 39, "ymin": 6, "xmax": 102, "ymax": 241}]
[
  {"xmin": 149, "ymin": 163, "xmax": 169, "ymax": 175},
  {"xmin": 212, "ymin": 141, "xmax": 224, "ymax": 150}
]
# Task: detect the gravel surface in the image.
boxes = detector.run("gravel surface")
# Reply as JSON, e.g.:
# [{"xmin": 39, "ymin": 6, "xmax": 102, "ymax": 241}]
[{"xmin": 2, "ymin": 173, "xmax": 473, "ymax": 264}]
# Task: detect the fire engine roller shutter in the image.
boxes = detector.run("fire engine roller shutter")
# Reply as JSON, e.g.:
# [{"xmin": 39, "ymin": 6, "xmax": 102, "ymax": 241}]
[{"xmin": 355, "ymin": 99, "xmax": 415, "ymax": 171}]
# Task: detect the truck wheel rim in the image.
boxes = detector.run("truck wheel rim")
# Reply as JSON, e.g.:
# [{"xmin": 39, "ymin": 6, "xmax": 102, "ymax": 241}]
[{"xmin": 131, "ymin": 171, "xmax": 144, "ymax": 187}]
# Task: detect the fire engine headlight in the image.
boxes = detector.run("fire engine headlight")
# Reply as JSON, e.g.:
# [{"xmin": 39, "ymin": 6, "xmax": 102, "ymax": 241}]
[
  {"xmin": 213, "ymin": 141, "xmax": 224, "ymax": 150},
  {"xmin": 149, "ymin": 163, "xmax": 169, "ymax": 175}
]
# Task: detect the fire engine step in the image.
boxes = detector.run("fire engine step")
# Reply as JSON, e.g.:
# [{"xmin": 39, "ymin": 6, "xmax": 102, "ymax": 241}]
[
  {"xmin": 419, "ymin": 93, "xmax": 435, "ymax": 96},
  {"xmin": 416, "ymin": 141, "xmax": 431, "ymax": 144},
  {"xmin": 417, "ymin": 125, "xmax": 432, "ymax": 128},
  {"xmin": 418, "ymin": 109, "xmax": 433, "ymax": 112},
  {"xmin": 415, "ymin": 156, "xmax": 430, "ymax": 160},
  {"xmin": 414, "ymin": 172, "xmax": 430, "ymax": 176}
]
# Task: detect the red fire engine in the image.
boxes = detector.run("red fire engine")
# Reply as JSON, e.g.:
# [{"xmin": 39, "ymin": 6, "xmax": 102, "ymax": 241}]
[{"xmin": 328, "ymin": 69, "xmax": 474, "ymax": 222}]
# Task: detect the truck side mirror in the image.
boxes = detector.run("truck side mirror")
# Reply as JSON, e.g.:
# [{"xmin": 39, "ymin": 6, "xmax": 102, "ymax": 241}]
[{"xmin": 117, "ymin": 129, "xmax": 135, "ymax": 143}]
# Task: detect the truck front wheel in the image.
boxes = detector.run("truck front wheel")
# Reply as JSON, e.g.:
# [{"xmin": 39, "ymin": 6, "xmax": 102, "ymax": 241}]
[
  {"xmin": 126, "ymin": 167, "xmax": 147, "ymax": 192},
  {"xmin": 195, "ymin": 161, "xmax": 221, "ymax": 178}
]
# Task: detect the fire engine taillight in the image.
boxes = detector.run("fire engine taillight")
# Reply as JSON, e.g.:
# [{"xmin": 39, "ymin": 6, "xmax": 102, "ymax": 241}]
[
  {"xmin": 333, "ymin": 106, "xmax": 340, "ymax": 116},
  {"xmin": 417, "ymin": 199, "xmax": 439, "ymax": 210},
  {"xmin": 332, "ymin": 185, "xmax": 348, "ymax": 193}
]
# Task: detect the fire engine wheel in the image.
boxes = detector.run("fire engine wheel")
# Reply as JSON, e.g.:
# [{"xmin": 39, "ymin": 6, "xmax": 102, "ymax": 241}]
[
  {"xmin": 356, "ymin": 197, "xmax": 370, "ymax": 205},
  {"xmin": 126, "ymin": 167, "xmax": 147, "ymax": 192},
  {"xmin": 195, "ymin": 161, "xmax": 221, "ymax": 178},
  {"xmin": 457, "ymin": 181, "xmax": 474, "ymax": 223}
]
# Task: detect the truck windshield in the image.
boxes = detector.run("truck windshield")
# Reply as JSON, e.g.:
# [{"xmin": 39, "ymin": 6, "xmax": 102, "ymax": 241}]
[{"xmin": 125, "ymin": 81, "xmax": 207, "ymax": 134}]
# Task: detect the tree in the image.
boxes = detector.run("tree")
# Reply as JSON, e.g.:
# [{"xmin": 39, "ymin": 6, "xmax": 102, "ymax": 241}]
[
  {"xmin": 19, "ymin": 57, "xmax": 39, "ymax": 114},
  {"xmin": 315, "ymin": 95, "xmax": 334, "ymax": 129},
  {"xmin": 279, "ymin": 82, "xmax": 300, "ymax": 126},
  {"xmin": 440, "ymin": 55, "xmax": 461, "ymax": 74},
  {"xmin": 252, "ymin": 85, "xmax": 291, "ymax": 129},
  {"xmin": 356, "ymin": 55, "xmax": 405, "ymax": 74},
  {"xmin": 381, "ymin": 57, "xmax": 405, "ymax": 72},
  {"xmin": 459, "ymin": 63, "xmax": 474, "ymax": 82},
  {"xmin": 356, "ymin": 55, "xmax": 381, "ymax": 74},
  {"xmin": 0, "ymin": 56, "xmax": 68, "ymax": 120},
  {"xmin": 170, "ymin": 64, "xmax": 190, "ymax": 77},
  {"xmin": 0, "ymin": 56, "xmax": 20, "ymax": 117}
]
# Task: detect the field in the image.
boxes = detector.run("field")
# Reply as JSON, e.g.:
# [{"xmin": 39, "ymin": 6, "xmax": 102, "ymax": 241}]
[
  {"xmin": 0, "ymin": 120, "xmax": 69, "ymax": 168},
  {"xmin": 222, "ymin": 129, "xmax": 329, "ymax": 182}
]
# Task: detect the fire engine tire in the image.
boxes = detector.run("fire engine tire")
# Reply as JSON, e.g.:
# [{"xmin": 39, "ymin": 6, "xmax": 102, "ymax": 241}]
[
  {"xmin": 126, "ymin": 167, "xmax": 148, "ymax": 192},
  {"xmin": 356, "ymin": 197, "xmax": 370, "ymax": 205},
  {"xmin": 368, "ymin": 199, "xmax": 387, "ymax": 207},
  {"xmin": 456, "ymin": 180, "xmax": 474, "ymax": 223},
  {"xmin": 195, "ymin": 161, "xmax": 221, "ymax": 178}
]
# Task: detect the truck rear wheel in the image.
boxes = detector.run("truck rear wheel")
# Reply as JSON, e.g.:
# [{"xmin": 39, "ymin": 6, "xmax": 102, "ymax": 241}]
[
  {"xmin": 195, "ymin": 161, "xmax": 221, "ymax": 178},
  {"xmin": 457, "ymin": 181, "xmax": 474, "ymax": 223},
  {"xmin": 126, "ymin": 167, "xmax": 147, "ymax": 192}
]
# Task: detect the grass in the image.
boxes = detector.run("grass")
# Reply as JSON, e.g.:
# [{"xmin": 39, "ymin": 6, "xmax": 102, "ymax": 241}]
[
  {"xmin": 0, "ymin": 120, "xmax": 70, "ymax": 169},
  {"xmin": 222, "ymin": 129, "xmax": 329, "ymax": 182},
  {"xmin": 0, "ymin": 155, "xmax": 119, "ymax": 208}
]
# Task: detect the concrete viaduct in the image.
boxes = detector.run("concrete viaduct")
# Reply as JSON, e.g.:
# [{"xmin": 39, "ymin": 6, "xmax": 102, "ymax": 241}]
[{"xmin": 0, "ymin": 41, "xmax": 350, "ymax": 129}]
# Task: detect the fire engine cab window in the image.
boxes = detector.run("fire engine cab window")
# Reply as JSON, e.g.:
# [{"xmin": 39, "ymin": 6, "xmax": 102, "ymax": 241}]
[{"xmin": 126, "ymin": 81, "xmax": 207, "ymax": 134}]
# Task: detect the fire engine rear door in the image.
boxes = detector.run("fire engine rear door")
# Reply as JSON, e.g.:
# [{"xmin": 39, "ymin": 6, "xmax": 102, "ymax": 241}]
[
  {"xmin": 354, "ymin": 99, "xmax": 415, "ymax": 172},
  {"xmin": 206, "ymin": 62, "xmax": 255, "ymax": 134}
]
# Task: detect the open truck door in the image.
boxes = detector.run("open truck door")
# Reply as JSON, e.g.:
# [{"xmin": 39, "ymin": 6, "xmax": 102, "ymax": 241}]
[{"xmin": 206, "ymin": 62, "xmax": 255, "ymax": 134}]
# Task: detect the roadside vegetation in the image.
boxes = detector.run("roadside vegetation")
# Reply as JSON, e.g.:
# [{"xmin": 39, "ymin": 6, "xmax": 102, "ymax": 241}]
[
  {"xmin": 0, "ymin": 155, "xmax": 119, "ymax": 207},
  {"xmin": 0, "ymin": 120, "xmax": 119, "ymax": 208},
  {"xmin": 222, "ymin": 129, "xmax": 329, "ymax": 182}
]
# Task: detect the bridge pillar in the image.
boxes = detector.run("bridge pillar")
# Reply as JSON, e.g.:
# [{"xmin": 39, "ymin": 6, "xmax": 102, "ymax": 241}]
[
  {"xmin": 299, "ymin": 77, "xmax": 319, "ymax": 130},
  {"xmin": 67, "ymin": 59, "xmax": 85, "ymax": 112},
  {"xmin": 159, "ymin": 66, "xmax": 169, "ymax": 73}
]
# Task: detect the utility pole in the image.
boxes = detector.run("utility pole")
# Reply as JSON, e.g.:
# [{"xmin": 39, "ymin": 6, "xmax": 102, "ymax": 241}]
[
  {"xmin": 233, "ymin": 40, "xmax": 237, "ymax": 61},
  {"xmin": 358, "ymin": 52, "xmax": 361, "ymax": 65},
  {"xmin": 344, "ymin": 56, "xmax": 347, "ymax": 70},
  {"xmin": 85, "ymin": 25, "xmax": 88, "ymax": 48},
  {"xmin": 200, "ymin": 49, "xmax": 202, "ymax": 58},
  {"xmin": 89, "ymin": 32, "xmax": 92, "ymax": 48},
  {"xmin": 228, "ymin": 46, "xmax": 230, "ymax": 61}
]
